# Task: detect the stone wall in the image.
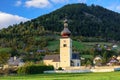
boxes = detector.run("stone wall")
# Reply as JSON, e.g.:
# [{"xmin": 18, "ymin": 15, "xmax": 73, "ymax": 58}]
[{"xmin": 44, "ymin": 66, "xmax": 120, "ymax": 73}]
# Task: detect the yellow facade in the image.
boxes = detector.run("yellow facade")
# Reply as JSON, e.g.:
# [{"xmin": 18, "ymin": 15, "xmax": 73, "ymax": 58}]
[
  {"xmin": 60, "ymin": 38, "xmax": 72, "ymax": 68},
  {"xmin": 43, "ymin": 60, "xmax": 60, "ymax": 69}
]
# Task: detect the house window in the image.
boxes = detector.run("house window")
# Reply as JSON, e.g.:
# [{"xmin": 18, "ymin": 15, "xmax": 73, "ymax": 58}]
[{"xmin": 63, "ymin": 44, "xmax": 67, "ymax": 47}]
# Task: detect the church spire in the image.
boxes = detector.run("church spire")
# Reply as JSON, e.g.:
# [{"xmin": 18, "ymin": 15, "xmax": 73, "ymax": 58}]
[{"xmin": 61, "ymin": 17, "xmax": 71, "ymax": 37}]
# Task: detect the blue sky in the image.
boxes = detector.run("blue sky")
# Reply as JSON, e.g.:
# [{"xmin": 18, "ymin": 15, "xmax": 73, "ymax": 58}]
[{"xmin": 0, "ymin": 0, "xmax": 120, "ymax": 29}]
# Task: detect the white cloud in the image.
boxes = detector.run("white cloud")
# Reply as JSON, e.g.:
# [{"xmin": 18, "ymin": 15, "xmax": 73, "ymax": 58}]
[
  {"xmin": 0, "ymin": 12, "xmax": 29, "ymax": 29},
  {"xmin": 107, "ymin": 4, "xmax": 120, "ymax": 13},
  {"xmin": 25, "ymin": 0, "xmax": 51, "ymax": 8},
  {"xmin": 51, "ymin": 0, "xmax": 68, "ymax": 3},
  {"xmin": 116, "ymin": 6, "xmax": 120, "ymax": 11},
  {"xmin": 15, "ymin": 0, "xmax": 22, "ymax": 6},
  {"xmin": 78, "ymin": 0, "xmax": 86, "ymax": 3},
  {"xmin": 106, "ymin": 1, "xmax": 120, "ymax": 13}
]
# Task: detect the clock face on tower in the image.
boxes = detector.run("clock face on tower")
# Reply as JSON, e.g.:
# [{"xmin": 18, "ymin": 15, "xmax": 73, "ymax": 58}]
[
  {"xmin": 63, "ymin": 40, "xmax": 67, "ymax": 47},
  {"xmin": 63, "ymin": 40, "xmax": 66, "ymax": 43}
]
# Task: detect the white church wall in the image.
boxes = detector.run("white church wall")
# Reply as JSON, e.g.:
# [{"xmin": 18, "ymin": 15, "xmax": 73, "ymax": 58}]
[{"xmin": 71, "ymin": 59, "xmax": 81, "ymax": 67}]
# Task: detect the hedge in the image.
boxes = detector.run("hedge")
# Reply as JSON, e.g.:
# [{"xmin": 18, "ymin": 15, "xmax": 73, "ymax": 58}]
[{"xmin": 17, "ymin": 64, "xmax": 54, "ymax": 74}]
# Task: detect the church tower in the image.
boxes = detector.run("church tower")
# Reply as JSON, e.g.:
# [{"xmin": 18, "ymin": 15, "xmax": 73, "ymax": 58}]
[{"xmin": 60, "ymin": 18, "xmax": 72, "ymax": 68}]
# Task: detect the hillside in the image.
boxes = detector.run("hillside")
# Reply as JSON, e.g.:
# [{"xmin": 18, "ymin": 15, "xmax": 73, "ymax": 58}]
[
  {"xmin": 0, "ymin": 3, "xmax": 120, "ymax": 55},
  {"xmin": 1, "ymin": 3, "xmax": 120, "ymax": 40}
]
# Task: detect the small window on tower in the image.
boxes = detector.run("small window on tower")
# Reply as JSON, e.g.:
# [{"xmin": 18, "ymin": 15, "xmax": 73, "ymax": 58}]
[{"xmin": 63, "ymin": 44, "xmax": 67, "ymax": 47}]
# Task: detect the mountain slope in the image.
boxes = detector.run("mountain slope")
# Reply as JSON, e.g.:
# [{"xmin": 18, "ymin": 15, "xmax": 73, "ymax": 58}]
[
  {"xmin": 1, "ymin": 3, "xmax": 120, "ymax": 52},
  {"xmin": 1, "ymin": 3, "xmax": 120, "ymax": 40},
  {"xmin": 34, "ymin": 3, "xmax": 120, "ymax": 40}
]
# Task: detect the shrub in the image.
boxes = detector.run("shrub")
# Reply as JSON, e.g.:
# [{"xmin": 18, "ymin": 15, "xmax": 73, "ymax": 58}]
[
  {"xmin": 86, "ymin": 60, "xmax": 92, "ymax": 66},
  {"xmin": 17, "ymin": 64, "xmax": 54, "ymax": 74},
  {"xmin": 57, "ymin": 67, "xmax": 63, "ymax": 70}
]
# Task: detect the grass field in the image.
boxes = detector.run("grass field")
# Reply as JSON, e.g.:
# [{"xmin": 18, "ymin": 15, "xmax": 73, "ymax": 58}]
[
  {"xmin": 47, "ymin": 40, "xmax": 118, "ymax": 51},
  {"xmin": 47, "ymin": 40, "xmax": 88, "ymax": 51},
  {"xmin": 0, "ymin": 48, "xmax": 11, "ymax": 53},
  {"xmin": 0, "ymin": 71, "xmax": 120, "ymax": 80}
]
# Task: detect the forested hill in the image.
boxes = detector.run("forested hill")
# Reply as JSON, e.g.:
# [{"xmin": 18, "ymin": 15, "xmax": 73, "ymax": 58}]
[{"xmin": 1, "ymin": 3, "xmax": 120, "ymax": 40}]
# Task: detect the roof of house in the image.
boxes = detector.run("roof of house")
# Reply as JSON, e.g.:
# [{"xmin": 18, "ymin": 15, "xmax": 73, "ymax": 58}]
[
  {"xmin": 37, "ymin": 50, "xmax": 46, "ymax": 53},
  {"xmin": 43, "ymin": 54, "xmax": 60, "ymax": 62},
  {"xmin": 72, "ymin": 53, "xmax": 80, "ymax": 59},
  {"xmin": 8, "ymin": 57, "xmax": 24, "ymax": 66},
  {"xmin": 44, "ymin": 53, "xmax": 80, "ymax": 62}
]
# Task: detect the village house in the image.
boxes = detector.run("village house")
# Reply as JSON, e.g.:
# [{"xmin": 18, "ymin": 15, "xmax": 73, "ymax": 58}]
[
  {"xmin": 8, "ymin": 56, "xmax": 24, "ymax": 67},
  {"xmin": 107, "ymin": 56, "xmax": 119, "ymax": 66},
  {"xmin": 3, "ymin": 56, "xmax": 24, "ymax": 69}
]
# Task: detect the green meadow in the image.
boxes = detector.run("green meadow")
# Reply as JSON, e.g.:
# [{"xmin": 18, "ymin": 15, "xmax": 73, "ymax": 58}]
[
  {"xmin": 0, "ymin": 72, "xmax": 120, "ymax": 80},
  {"xmin": 47, "ymin": 40, "xmax": 118, "ymax": 51}
]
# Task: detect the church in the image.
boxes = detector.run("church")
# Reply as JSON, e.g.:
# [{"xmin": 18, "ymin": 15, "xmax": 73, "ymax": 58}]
[{"xmin": 43, "ymin": 18, "xmax": 80, "ymax": 69}]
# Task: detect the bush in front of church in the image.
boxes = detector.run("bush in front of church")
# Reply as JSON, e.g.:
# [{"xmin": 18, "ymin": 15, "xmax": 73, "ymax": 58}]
[
  {"xmin": 17, "ymin": 63, "xmax": 54, "ymax": 74},
  {"xmin": 57, "ymin": 67, "xmax": 63, "ymax": 70}
]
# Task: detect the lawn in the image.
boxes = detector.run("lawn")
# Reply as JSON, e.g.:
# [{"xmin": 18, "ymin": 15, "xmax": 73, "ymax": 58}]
[
  {"xmin": 0, "ymin": 71, "xmax": 120, "ymax": 80},
  {"xmin": 0, "ymin": 48, "xmax": 12, "ymax": 53},
  {"xmin": 47, "ymin": 40, "xmax": 87, "ymax": 51},
  {"xmin": 47, "ymin": 41, "xmax": 60, "ymax": 51}
]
